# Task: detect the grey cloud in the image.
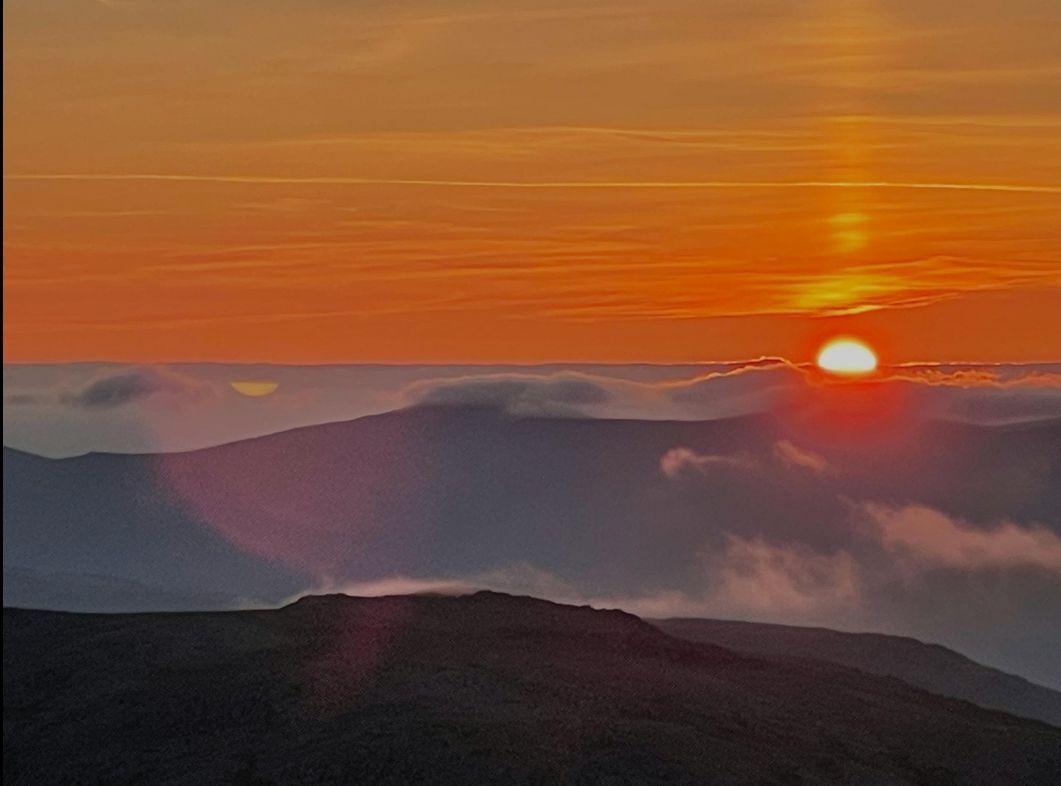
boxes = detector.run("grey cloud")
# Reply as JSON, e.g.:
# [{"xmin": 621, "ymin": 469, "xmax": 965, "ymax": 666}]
[
  {"xmin": 4, "ymin": 392, "xmax": 48, "ymax": 406},
  {"xmin": 920, "ymin": 386, "xmax": 1061, "ymax": 424},
  {"xmin": 405, "ymin": 373, "xmax": 612, "ymax": 416},
  {"xmin": 404, "ymin": 362, "xmax": 810, "ymax": 421},
  {"xmin": 61, "ymin": 367, "xmax": 212, "ymax": 410}
]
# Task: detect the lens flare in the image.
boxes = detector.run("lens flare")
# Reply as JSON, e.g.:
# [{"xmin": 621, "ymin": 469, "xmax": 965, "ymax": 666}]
[{"xmin": 816, "ymin": 338, "xmax": 878, "ymax": 376}]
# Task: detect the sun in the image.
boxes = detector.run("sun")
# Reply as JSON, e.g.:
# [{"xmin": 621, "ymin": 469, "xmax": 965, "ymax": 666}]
[
  {"xmin": 816, "ymin": 338, "xmax": 878, "ymax": 376},
  {"xmin": 230, "ymin": 380, "xmax": 279, "ymax": 397}
]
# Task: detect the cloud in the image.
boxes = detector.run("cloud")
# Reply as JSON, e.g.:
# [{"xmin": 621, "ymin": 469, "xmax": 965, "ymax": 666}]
[
  {"xmin": 883, "ymin": 366, "xmax": 1061, "ymax": 424},
  {"xmin": 864, "ymin": 503, "xmax": 1061, "ymax": 573},
  {"xmin": 703, "ymin": 536, "xmax": 860, "ymax": 615},
  {"xmin": 288, "ymin": 539, "xmax": 860, "ymax": 624},
  {"xmin": 404, "ymin": 372, "xmax": 612, "ymax": 416},
  {"xmin": 666, "ymin": 362, "xmax": 805, "ymax": 415},
  {"xmin": 404, "ymin": 361, "xmax": 808, "ymax": 421},
  {"xmin": 888, "ymin": 367, "xmax": 1061, "ymax": 389},
  {"xmin": 60, "ymin": 367, "xmax": 213, "ymax": 409},
  {"xmin": 6, "ymin": 360, "xmax": 1061, "ymax": 459},
  {"xmin": 659, "ymin": 447, "xmax": 756, "ymax": 478},
  {"xmin": 4, "ymin": 392, "xmax": 47, "ymax": 406},
  {"xmin": 294, "ymin": 576, "xmax": 473, "ymax": 599},
  {"xmin": 917, "ymin": 385, "xmax": 1061, "ymax": 424},
  {"xmin": 404, "ymin": 361, "xmax": 1061, "ymax": 427},
  {"xmin": 9, "ymin": 173, "xmax": 1058, "ymax": 195},
  {"xmin": 592, "ymin": 537, "xmax": 861, "ymax": 621},
  {"xmin": 660, "ymin": 439, "xmax": 829, "ymax": 481},
  {"xmin": 773, "ymin": 440, "xmax": 830, "ymax": 474},
  {"xmin": 285, "ymin": 563, "xmax": 578, "ymax": 606}
]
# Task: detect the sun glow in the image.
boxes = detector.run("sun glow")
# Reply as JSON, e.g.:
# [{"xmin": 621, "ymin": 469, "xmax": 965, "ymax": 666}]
[
  {"xmin": 230, "ymin": 380, "xmax": 279, "ymax": 397},
  {"xmin": 816, "ymin": 338, "xmax": 878, "ymax": 376}
]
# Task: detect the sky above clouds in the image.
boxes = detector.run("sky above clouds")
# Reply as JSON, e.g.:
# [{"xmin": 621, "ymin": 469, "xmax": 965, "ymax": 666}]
[{"xmin": 4, "ymin": 0, "xmax": 1060, "ymax": 362}]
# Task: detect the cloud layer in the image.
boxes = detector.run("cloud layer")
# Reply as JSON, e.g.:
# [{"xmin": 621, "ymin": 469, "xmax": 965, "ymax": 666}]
[{"xmin": 5, "ymin": 360, "xmax": 1061, "ymax": 458}]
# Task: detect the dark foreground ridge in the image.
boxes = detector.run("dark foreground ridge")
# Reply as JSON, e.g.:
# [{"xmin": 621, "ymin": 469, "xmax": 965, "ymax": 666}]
[{"xmin": 5, "ymin": 592, "xmax": 1061, "ymax": 785}]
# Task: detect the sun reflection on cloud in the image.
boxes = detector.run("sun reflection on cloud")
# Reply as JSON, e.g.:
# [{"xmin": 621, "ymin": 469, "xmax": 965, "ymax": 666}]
[{"xmin": 792, "ymin": 271, "xmax": 897, "ymax": 314}]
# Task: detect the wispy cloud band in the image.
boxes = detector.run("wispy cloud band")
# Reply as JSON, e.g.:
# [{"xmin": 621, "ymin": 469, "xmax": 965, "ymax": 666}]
[{"xmin": 6, "ymin": 173, "xmax": 1060, "ymax": 194}]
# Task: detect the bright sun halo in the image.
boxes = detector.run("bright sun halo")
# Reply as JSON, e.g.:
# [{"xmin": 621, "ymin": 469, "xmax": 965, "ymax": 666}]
[{"xmin": 816, "ymin": 338, "xmax": 878, "ymax": 376}]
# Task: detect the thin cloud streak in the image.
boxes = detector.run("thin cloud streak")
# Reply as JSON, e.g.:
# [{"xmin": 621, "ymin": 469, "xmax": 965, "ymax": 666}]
[{"xmin": 6, "ymin": 173, "xmax": 1060, "ymax": 194}]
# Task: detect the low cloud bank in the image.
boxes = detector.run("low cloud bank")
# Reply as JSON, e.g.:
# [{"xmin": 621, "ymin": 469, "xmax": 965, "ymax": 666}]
[
  {"xmin": 289, "ymin": 501, "xmax": 1061, "ymax": 629},
  {"xmin": 4, "ymin": 360, "xmax": 1060, "ymax": 458},
  {"xmin": 403, "ymin": 373, "xmax": 613, "ymax": 416},
  {"xmin": 6, "ymin": 366, "xmax": 214, "ymax": 410},
  {"xmin": 62, "ymin": 368, "xmax": 214, "ymax": 409},
  {"xmin": 403, "ymin": 362, "xmax": 1061, "ymax": 424},
  {"xmin": 291, "ymin": 534, "xmax": 862, "ymax": 623}
]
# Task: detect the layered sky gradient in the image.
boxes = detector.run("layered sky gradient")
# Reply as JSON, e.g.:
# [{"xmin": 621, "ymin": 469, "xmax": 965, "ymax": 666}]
[{"xmin": 4, "ymin": 0, "xmax": 1060, "ymax": 361}]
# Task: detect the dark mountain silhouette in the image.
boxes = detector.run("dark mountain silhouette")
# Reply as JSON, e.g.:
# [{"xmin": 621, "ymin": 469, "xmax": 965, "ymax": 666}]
[
  {"xmin": 6, "ymin": 406, "xmax": 1058, "ymax": 589},
  {"xmin": 4, "ymin": 405, "xmax": 1060, "ymax": 684},
  {"xmin": 5, "ymin": 592, "xmax": 1060, "ymax": 785},
  {"xmin": 654, "ymin": 617, "xmax": 1061, "ymax": 727}
]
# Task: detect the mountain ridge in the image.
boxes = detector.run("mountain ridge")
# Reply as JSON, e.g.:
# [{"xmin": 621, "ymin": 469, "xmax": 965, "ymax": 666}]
[
  {"xmin": 5, "ymin": 592, "xmax": 1060, "ymax": 785},
  {"xmin": 7, "ymin": 402, "xmax": 1060, "ymax": 461},
  {"xmin": 5, "ymin": 403, "xmax": 1060, "ymax": 687},
  {"xmin": 654, "ymin": 616, "xmax": 1061, "ymax": 726}
]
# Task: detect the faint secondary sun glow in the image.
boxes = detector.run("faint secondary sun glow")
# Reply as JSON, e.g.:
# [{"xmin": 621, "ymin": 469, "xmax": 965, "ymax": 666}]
[
  {"xmin": 828, "ymin": 212, "xmax": 868, "ymax": 253},
  {"xmin": 230, "ymin": 380, "xmax": 279, "ymax": 397},
  {"xmin": 816, "ymin": 338, "xmax": 878, "ymax": 376}
]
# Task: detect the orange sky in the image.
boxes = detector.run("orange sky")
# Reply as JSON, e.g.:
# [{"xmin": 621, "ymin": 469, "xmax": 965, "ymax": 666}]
[{"xmin": 4, "ymin": 0, "xmax": 1060, "ymax": 363}]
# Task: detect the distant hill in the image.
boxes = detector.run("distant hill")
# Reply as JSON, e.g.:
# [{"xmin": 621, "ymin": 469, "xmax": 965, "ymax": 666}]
[
  {"xmin": 4, "ymin": 405, "xmax": 1060, "ymax": 684},
  {"xmin": 4, "ymin": 593, "xmax": 1060, "ymax": 785},
  {"xmin": 2, "ymin": 567, "xmax": 248, "ymax": 613},
  {"xmin": 654, "ymin": 617, "xmax": 1061, "ymax": 727}
]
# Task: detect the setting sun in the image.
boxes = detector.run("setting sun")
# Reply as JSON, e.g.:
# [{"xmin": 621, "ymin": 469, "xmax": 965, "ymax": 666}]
[
  {"xmin": 230, "ymin": 380, "xmax": 279, "ymax": 397},
  {"xmin": 816, "ymin": 338, "xmax": 878, "ymax": 376}
]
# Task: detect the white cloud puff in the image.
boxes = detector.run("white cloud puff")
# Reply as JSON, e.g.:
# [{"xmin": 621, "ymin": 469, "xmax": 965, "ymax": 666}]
[
  {"xmin": 773, "ymin": 439, "xmax": 830, "ymax": 474},
  {"xmin": 863, "ymin": 503, "xmax": 1061, "ymax": 573},
  {"xmin": 659, "ymin": 446, "xmax": 756, "ymax": 478},
  {"xmin": 703, "ymin": 535, "xmax": 860, "ymax": 614}
]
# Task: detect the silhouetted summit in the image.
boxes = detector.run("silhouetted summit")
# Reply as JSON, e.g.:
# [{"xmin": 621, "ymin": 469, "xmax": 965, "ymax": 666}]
[
  {"xmin": 288, "ymin": 590, "xmax": 660, "ymax": 641},
  {"xmin": 5, "ymin": 593, "xmax": 1060, "ymax": 785}
]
